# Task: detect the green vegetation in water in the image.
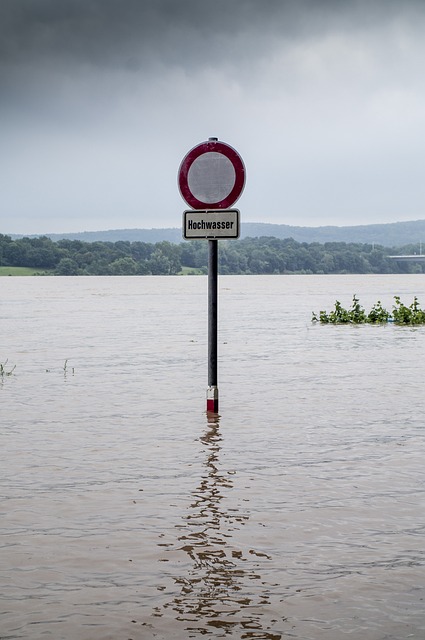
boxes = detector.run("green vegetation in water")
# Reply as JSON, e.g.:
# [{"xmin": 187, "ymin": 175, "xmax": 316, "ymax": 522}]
[
  {"xmin": 44, "ymin": 360, "xmax": 75, "ymax": 375},
  {"xmin": 312, "ymin": 295, "xmax": 425, "ymax": 325}
]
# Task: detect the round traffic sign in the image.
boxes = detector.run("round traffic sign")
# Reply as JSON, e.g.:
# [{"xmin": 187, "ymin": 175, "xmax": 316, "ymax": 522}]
[{"xmin": 178, "ymin": 138, "xmax": 245, "ymax": 210}]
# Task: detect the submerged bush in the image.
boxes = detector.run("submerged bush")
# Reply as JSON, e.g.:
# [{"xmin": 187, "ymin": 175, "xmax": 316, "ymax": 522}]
[
  {"xmin": 366, "ymin": 300, "xmax": 391, "ymax": 324},
  {"xmin": 312, "ymin": 295, "xmax": 425, "ymax": 325},
  {"xmin": 392, "ymin": 296, "xmax": 425, "ymax": 325}
]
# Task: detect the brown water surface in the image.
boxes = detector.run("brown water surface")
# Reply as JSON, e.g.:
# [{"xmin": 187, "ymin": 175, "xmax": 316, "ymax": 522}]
[{"xmin": 1, "ymin": 275, "xmax": 425, "ymax": 639}]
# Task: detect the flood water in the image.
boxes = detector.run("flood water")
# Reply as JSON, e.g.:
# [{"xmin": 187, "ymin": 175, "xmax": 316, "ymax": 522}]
[{"xmin": 1, "ymin": 274, "xmax": 425, "ymax": 639}]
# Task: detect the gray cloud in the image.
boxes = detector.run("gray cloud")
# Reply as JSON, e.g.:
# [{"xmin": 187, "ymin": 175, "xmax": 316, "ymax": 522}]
[
  {"xmin": 3, "ymin": 0, "xmax": 419, "ymax": 75},
  {"xmin": 0, "ymin": 0, "xmax": 292, "ymax": 69},
  {"xmin": 1, "ymin": 0, "xmax": 425, "ymax": 233}
]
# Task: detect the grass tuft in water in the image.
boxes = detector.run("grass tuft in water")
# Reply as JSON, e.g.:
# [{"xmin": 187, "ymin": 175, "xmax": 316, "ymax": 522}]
[{"xmin": 0, "ymin": 359, "xmax": 16, "ymax": 376}]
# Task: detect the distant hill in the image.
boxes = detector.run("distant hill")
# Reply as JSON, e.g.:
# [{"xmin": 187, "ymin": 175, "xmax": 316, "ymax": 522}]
[
  {"xmin": 241, "ymin": 220, "xmax": 425, "ymax": 247},
  {"xmin": 10, "ymin": 219, "xmax": 425, "ymax": 248}
]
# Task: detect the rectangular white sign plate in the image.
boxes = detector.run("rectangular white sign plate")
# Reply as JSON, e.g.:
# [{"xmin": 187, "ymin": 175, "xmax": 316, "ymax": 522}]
[{"xmin": 183, "ymin": 209, "xmax": 240, "ymax": 240}]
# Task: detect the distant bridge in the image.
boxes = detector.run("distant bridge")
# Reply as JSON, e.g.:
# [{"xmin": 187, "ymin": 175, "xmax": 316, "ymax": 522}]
[{"xmin": 387, "ymin": 255, "xmax": 425, "ymax": 262}]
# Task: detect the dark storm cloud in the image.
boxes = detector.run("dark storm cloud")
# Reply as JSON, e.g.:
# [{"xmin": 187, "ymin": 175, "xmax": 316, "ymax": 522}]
[
  {"xmin": 1, "ymin": 0, "xmax": 420, "ymax": 119},
  {"xmin": 0, "ymin": 0, "xmax": 416, "ymax": 70},
  {"xmin": 2, "ymin": 0, "xmax": 424, "ymax": 119},
  {"xmin": 0, "ymin": 0, "xmax": 295, "ymax": 116},
  {"xmin": 0, "ymin": 0, "xmax": 288, "ymax": 68}
]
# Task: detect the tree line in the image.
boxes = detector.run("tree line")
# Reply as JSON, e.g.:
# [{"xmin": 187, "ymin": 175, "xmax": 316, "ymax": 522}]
[{"xmin": 0, "ymin": 233, "xmax": 423, "ymax": 275}]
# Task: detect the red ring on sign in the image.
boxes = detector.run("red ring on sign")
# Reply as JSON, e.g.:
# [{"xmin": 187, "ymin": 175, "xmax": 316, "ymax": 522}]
[{"xmin": 178, "ymin": 140, "xmax": 245, "ymax": 209}]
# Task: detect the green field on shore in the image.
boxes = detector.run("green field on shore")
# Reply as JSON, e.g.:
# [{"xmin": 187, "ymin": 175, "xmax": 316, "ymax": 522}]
[{"xmin": 0, "ymin": 267, "xmax": 52, "ymax": 276}]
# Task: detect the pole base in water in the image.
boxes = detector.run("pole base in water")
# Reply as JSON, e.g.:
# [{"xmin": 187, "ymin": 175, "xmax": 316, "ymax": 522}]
[{"xmin": 206, "ymin": 386, "xmax": 219, "ymax": 413}]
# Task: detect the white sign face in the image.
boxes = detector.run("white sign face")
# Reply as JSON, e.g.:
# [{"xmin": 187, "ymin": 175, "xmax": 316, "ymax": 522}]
[
  {"xmin": 183, "ymin": 209, "xmax": 240, "ymax": 240},
  {"xmin": 187, "ymin": 153, "xmax": 236, "ymax": 204}
]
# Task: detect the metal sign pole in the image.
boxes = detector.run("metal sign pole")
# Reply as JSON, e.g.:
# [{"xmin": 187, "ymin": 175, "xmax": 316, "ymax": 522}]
[
  {"xmin": 178, "ymin": 137, "xmax": 245, "ymax": 414},
  {"xmin": 207, "ymin": 239, "xmax": 219, "ymax": 413}
]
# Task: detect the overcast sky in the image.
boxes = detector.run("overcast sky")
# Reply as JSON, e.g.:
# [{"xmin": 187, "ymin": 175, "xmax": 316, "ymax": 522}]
[{"xmin": 1, "ymin": 0, "xmax": 425, "ymax": 234}]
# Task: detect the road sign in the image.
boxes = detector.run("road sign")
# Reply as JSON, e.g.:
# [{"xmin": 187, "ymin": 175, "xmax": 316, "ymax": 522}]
[
  {"xmin": 178, "ymin": 138, "xmax": 246, "ymax": 414},
  {"xmin": 178, "ymin": 138, "xmax": 245, "ymax": 210},
  {"xmin": 183, "ymin": 209, "xmax": 240, "ymax": 239}
]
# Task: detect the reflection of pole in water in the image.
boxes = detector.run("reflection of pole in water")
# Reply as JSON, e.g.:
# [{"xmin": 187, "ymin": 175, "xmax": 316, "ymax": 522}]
[
  {"xmin": 175, "ymin": 416, "xmax": 247, "ymax": 613},
  {"xmin": 161, "ymin": 415, "xmax": 284, "ymax": 638}
]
